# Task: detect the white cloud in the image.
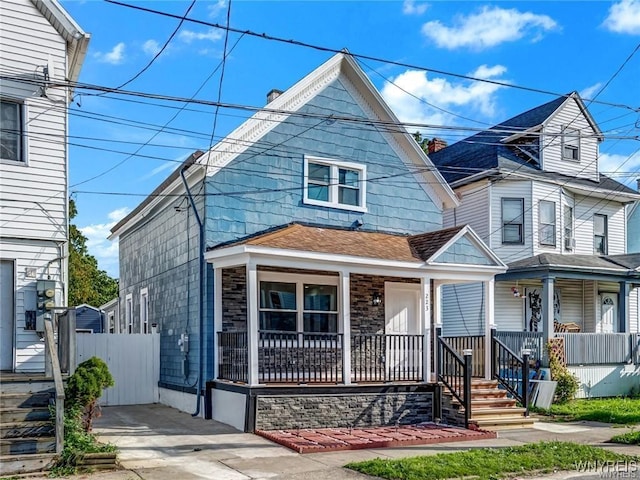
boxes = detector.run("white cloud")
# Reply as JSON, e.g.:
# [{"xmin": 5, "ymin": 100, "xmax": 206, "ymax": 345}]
[
  {"xmin": 381, "ymin": 64, "xmax": 508, "ymax": 128},
  {"xmin": 403, "ymin": 0, "xmax": 428, "ymax": 16},
  {"xmin": 179, "ymin": 28, "xmax": 223, "ymax": 43},
  {"xmin": 580, "ymin": 82, "xmax": 603, "ymax": 100},
  {"xmin": 421, "ymin": 6, "xmax": 558, "ymax": 50},
  {"xmin": 141, "ymin": 161, "xmax": 179, "ymax": 180},
  {"xmin": 142, "ymin": 39, "xmax": 161, "ymax": 56},
  {"xmin": 599, "ymin": 151, "xmax": 640, "ymax": 180},
  {"xmin": 208, "ymin": 0, "xmax": 226, "ymax": 18},
  {"xmin": 95, "ymin": 42, "xmax": 126, "ymax": 65},
  {"xmin": 603, "ymin": 0, "xmax": 640, "ymax": 34},
  {"xmin": 79, "ymin": 207, "xmax": 130, "ymax": 278}
]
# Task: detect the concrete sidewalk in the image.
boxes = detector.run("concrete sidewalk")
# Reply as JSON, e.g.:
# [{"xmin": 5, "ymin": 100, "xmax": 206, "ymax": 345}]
[{"xmin": 24, "ymin": 404, "xmax": 639, "ymax": 480}]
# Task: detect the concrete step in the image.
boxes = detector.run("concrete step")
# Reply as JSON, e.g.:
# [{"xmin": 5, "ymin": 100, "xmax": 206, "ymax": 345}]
[
  {"xmin": 0, "ymin": 436, "xmax": 56, "ymax": 455},
  {"xmin": 0, "ymin": 421, "xmax": 54, "ymax": 439},
  {"xmin": 0, "ymin": 452, "xmax": 56, "ymax": 476},
  {"xmin": 470, "ymin": 407, "xmax": 528, "ymax": 420},
  {"xmin": 470, "ymin": 416, "xmax": 537, "ymax": 431},
  {"xmin": 0, "ymin": 407, "xmax": 51, "ymax": 423},
  {"xmin": 0, "ymin": 392, "xmax": 50, "ymax": 409}
]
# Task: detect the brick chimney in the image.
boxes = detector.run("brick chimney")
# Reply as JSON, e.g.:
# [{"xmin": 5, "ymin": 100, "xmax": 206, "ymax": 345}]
[
  {"xmin": 266, "ymin": 89, "xmax": 283, "ymax": 104},
  {"xmin": 427, "ymin": 137, "xmax": 447, "ymax": 154}
]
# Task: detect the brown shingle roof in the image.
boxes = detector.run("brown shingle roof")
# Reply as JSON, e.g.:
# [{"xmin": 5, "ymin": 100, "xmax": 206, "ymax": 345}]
[{"xmin": 212, "ymin": 223, "xmax": 468, "ymax": 264}]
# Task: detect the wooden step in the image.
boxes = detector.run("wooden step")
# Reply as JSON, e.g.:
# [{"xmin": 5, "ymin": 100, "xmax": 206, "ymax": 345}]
[
  {"xmin": 0, "ymin": 392, "xmax": 50, "ymax": 409},
  {"xmin": 468, "ymin": 388, "xmax": 508, "ymax": 399},
  {"xmin": 471, "ymin": 416, "xmax": 537, "ymax": 431},
  {"xmin": 0, "ymin": 452, "xmax": 56, "ymax": 476},
  {"xmin": 470, "ymin": 407, "xmax": 528, "ymax": 420},
  {"xmin": 0, "ymin": 436, "xmax": 56, "ymax": 455},
  {"xmin": 470, "ymin": 379, "xmax": 499, "ymax": 389},
  {"xmin": 452, "ymin": 397, "xmax": 517, "ymax": 409},
  {"xmin": 0, "ymin": 408, "xmax": 51, "ymax": 423},
  {"xmin": 0, "ymin": 422, "xmax": 54, "ymax": 439},
  {"xmin": 0, "ymin": 381, "xmax": 55, "ymax": 395}
]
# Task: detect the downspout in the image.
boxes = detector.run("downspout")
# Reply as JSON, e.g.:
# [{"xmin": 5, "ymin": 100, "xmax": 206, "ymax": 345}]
[{"xmin": 180, "ymin": 164, "xmax": 205, "ymax": 417}]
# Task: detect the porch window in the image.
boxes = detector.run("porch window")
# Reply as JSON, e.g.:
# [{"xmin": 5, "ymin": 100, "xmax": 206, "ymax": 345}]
[
  {"xmin": 1, "ymin": 99, "xmax": 24, "ymax": 162},
  {"xmin": 303, "ymin": 284, "xmax": 338, "ymax": 333},
  {"xmin": 303, "ymin": 156, "xmax": 366, "ymax": 212},
  {"xmin": 561, "ymin": 126, "xmax": 580, "ymax": 161},
  {"xmin": 259, "ymin": 281, "xmax": 297, "ymax": 332},
  {"xmin": 594, "ymin": 214, "xmax": 607, "ymax": 254},
  {"xmin": 564, "ymin": 205, "xmax": 574, "ymax": 250},
  {"xmin": 502, "ymin": 198, "xmax": 524, "ymax": 244},
  {"xmin": 539, "ymin": 200, "xmax": 556, "ymax": 246}
]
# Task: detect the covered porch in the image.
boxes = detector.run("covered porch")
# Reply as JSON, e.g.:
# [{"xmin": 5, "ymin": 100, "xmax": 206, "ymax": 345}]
[{"xmin": 207, "ymin": 223, "xmax": 505, "ymax": 387}]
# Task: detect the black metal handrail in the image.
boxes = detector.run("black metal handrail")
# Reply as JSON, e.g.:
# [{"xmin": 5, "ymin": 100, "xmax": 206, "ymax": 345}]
[
  {"xmin": 217, "ymin": 331, "xmax": 248, "ymax": 383},
  {"xmin": 491, "ymin": 329, "xmax": 530, "ymax": 415},
  {"xmin": 443, "ymin": 335, "xmax": 485, "ymax": 377},
  {"xmin": 436, "ymin": 330, "xmax": 472, "ymax": 428},
  {"xmin": 351, "ymin": 333, "xmax": 423, "ymax": 382}
]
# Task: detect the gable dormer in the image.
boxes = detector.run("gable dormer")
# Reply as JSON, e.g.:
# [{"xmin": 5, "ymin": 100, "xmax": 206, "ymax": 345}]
[{"xmin": 539, "ymin": 93, "xmax": 603, "ymax": 182}]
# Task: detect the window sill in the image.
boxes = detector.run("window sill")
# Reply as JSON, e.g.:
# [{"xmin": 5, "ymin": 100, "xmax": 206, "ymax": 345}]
[
  {"xmin": 303, "ymin": 198, "xmax": 367, "ymax": 213},
  {"xmin": 1, "ymin": 158, "xmax": 27, "ymax": 166}
]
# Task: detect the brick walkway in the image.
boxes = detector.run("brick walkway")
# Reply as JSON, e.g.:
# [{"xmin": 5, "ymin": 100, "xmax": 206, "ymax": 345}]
[{"xmin": 256, "ymin": 423, "xmax": 497, "ymax": 453}]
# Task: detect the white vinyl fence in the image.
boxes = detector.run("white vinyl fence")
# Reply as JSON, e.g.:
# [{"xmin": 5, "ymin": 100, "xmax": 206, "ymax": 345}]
[{"xmin": 76, "ymin": 333, "xmax": 160, "ymax": 406}]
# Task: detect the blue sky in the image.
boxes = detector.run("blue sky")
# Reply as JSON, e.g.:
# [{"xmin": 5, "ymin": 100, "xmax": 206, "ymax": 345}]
[{"xmin": 60, "ymin": 0, "xmax": 640, "ymax": 277}]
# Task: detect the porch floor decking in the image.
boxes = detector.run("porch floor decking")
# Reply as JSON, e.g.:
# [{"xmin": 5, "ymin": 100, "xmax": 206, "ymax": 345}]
[{"xmin": 256, "ymin": 423, "xmax": 497, "ymax": 453}]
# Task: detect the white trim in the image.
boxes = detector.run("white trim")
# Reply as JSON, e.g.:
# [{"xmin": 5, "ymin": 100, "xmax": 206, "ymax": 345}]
[
  {"xmin": 213, "ymin": 267, "xmax": 223, "ymax": 380},
  {"xmin": 303, "ymin": 156, "xmax": 367, "ymax": 212},
  {"xmin": 139, "ymin": 287, "xmax": 149, "ymax": 334},
  {"xmin": 247, "ymin": 262, "xmax": 259, "ymax": 385},
  {"xmin": 426, "ymin": 225, "xmax": 507, "ymax": 268},
  {"xmin": 125, "ymin": 293, "xmax": 133, "ymax": 334},
  {"xmin": 340, "ymin": 270, "xmax": 351, "ymax": 385}
]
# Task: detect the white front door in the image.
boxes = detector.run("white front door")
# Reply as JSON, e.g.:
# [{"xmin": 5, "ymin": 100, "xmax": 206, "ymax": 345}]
[
  {"xmin": 385, "ymin": 282, "xmax": 421, "ymax": 377},
  {"xmin": 1, "ymin": 261, "xmax": 15, "ymax": 370},
  {"xmin": 597, "ymin": 294, "xmax": 618, "ymax": 333}
]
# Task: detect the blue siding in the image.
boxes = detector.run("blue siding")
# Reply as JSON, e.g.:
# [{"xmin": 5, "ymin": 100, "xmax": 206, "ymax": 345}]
[
  {"xmin": 434, "ymin": 235, "xmax": 494, "ymax": 265},
  {"xmin": 205, "ymin": 77, "xmax": 442, "ymax": 246}
]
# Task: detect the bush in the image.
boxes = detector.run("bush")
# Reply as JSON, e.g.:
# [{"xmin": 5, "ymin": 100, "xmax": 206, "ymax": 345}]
[
  {"xmin": 546, "ymin": 342, "xmax": 579, "ymax": 403},
  {"xmin": 65, "ymin": 356, "xmax": 114, "ymax": 432}
]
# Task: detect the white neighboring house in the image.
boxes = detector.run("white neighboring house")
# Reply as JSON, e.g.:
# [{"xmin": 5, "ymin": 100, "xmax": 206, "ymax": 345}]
[{"xmin": 0, "ymin": 0, "xmax": 89, "ymax": 372}]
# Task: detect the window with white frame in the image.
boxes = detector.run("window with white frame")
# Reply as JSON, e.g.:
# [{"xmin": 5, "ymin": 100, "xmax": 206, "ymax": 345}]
[
  {"xmin": 1, "ymin": 99, "xmax": 25, "ymax": 162},
  {"xmin": 594, "ymin": 214, "xmax": 608, "ymax": 255},
  {"xmin": 125, "ymin": 294, "xmax": 133, "ymax": 334},
  {"xmin": 502, "ymin": 198, "xmax": 524, "ymax": 244},
  {"xmin": 539, "ymin": 200, "xmax": 556, "ymax": 246},
  {"xmin": 303, "ymin": 156, "xmax": 366, "ymax": 211},
  {"xmin": 140, "ymin": 288, "xmax": 149, "ymax": 334},
  {"xmin": 564, "ymin": 205, "xmax": 574, "ymax": 250},
  {"xmin": 562, "ymin": 126, "xmax": 580, "ymax": 161},
  {"xmin": 258, "ymin": 273, "xmax": 339, "ymax": 333}
]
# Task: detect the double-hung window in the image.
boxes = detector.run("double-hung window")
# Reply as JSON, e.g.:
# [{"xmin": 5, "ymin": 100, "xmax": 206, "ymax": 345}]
[
  {"xmin": 562, "ymin": 126, "xmax": 580, "ymax": 161},
  {"xmin": 502, "ymin": 198, "xmax": 524, "ymax": 244},
  {"xmin": 564, "ymin": 205, "xmax": 574, "ymax": 250},
  {"xmin": 140, "ymin": 288, "xmax": 149, "ymax": 334},
  {"xmin": 125, "ymin": 294, "xmax": 133, "ymax": 334},
  {"xmin": 539, "ymin": 200, "xmax": 556, "ymax": 246},
  {"xmin": 259, "ymin": 273, "xmax": 339, "ymax": 334},
  {"xmin": 304, "ymin": 156, "xmax": 366, "ymax": 211},
  {"xmin": 594, "ymin": 214, "xmax": 607, "ymax": 254},
  {"xmin": 1, "ymin": 99, "xmax": 24, "ymax": 162}
]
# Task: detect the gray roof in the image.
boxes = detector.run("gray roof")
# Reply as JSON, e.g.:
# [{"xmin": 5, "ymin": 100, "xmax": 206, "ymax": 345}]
[{"xmin": 507, "ymin": 253, "xmax": 640, "ymax": 274}]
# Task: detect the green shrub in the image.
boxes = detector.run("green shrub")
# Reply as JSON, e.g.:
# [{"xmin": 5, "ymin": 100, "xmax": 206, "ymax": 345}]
[
  {"xmin": 546, "ymin": 342, "xmax": 579, "ymax": 404},
  {"xmin": 65, "ymin": 356, "xmax": 114, "ymax": 432}
]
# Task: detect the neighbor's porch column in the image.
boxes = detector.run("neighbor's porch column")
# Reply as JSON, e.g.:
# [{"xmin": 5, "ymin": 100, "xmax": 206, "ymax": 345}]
[
  {"xmin": 421, "ymin": 276, "xmax": 431, "ymax": 383},
  {"xmin": 619, "ymin": 281, "xmax": 630, "ymax": 333},
  {"xmin": 483, "ymin": 278, "xmax": 495, "ymax": 380},
  {"xmin": 246, "ymin": 261, "xmax": 260, "ymax": 386},
  {"xmin": 541, "ymin": 276, "xmax": 555, "ymax": 342},
  {"xmin": 340, "ymin": 270, "xmax": 351, "ymax": 385},
  {"xmin": 432, "ymin": 280, "xmax": 443, "ymax": 379},
  {"xmin": 212, "ymin": 265, "xmax": 223, "ymax": 380}
]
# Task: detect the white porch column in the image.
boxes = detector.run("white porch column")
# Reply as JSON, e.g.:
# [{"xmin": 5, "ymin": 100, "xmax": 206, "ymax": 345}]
[
  {"xmin": 484, "ymin": 278, "xmax": 495, "ymax": 380},
  {"xmin": 433, "ymin": 281, "xmax": 443, "ymax": 379},
  {"xmin": 340, "ymin": 270, "xmax": 351, "ymax": 385},
  {"xmin": 246, "ymin": 262, "xmax": 260, "ymax": 386},
  {"xmin": 421, "ymin": 277, "xmax": 431, "ymax": 383},
  {"xmin": 213, "ymin": 266, "xmax": 223, "ymax": 380}
]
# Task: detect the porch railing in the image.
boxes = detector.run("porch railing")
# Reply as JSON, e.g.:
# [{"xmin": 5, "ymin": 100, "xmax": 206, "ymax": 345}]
[
  {"xmin": 491, "ymin": 330, "xmax": 530, "ymax": 414},
  {"xmin": 217, "ymin": 331, "xmax": 248, "ymax": 383},
  {"xmin": 437, "ymin": 334, "xmax": 472, "ymax": 427},
  {"xmin": 443, "ymin": 335, "xmax": 484, "ymax": 377},
  {"xmin": 351, "ymin": 334, "xmax": 423, "ymax": 382},
  {"xmin": 494, "ymin": 331, "xmax": 545, "ymax": 364},
  {"xmin": 556, "ymin": 333, "xmax": 640, "ymax": 365}
]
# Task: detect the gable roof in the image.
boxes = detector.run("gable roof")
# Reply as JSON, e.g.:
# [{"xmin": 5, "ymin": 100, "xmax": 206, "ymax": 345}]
[
  {"xmin": 30, "ymin": 0, "xmax": 90, "ymax": 84},
  {"xmin": 430, "ymin": 93, "xmax": 605, "ymax": 185}
]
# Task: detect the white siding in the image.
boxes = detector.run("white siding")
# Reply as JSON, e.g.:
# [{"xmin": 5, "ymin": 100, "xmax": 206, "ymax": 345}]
[
  {"xmin": 493, "ymin": 281, "xmax": 526, "ymax": 331},
  {"xmin": 541, "ymin": 97, "xmax": 599, "ymax": 181},
  {"xmin": 490, "ymin": 180, "xmax": 533, "ymax": 263},
  {"xmin": 443, "ymin": 181, "xmax": 490, "ymax": 242},
  {"xmin": 556, "ymin": 279, "xmax": 585, "ymax": 329},
  {"xmin": 531, "ymin": 182, "xmax": 562, "ymax": 255},
  {"xmin": 574, "ymin": 195, "xmax": 626, "ymax": 255}
]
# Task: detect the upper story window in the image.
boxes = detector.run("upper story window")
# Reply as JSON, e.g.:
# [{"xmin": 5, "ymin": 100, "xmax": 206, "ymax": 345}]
[
  {"xmin": 502, "ymin": 198, "xmax": 524, "ymax": 244},
  {"xmin": 594, "ymin": 214, "xmax": 608, "ymax": 255},
  {"xmin": 303, "ymin": 156, "xmax": 366, "ymax": 212},
  {"xmin": 561, "ymin": 126, "xmax": 580, "ymax": 162},
  {"xmin": 539, "ymin": 200, "xmax": 556, "ymax": 247},
  {"xmin": 140, "ymin": 288, "xmax": 149, "ymax": 334},
  {"xmin": 259, "ymin": 273, "xmax": 339, "ymax": 334},
  {"xmin": 564, "ymin": 205, "xmax": 574, "ymax": 251},
  {"xmin": 1, "ymin": 99, "xmax": 24, "ymax": 162}
]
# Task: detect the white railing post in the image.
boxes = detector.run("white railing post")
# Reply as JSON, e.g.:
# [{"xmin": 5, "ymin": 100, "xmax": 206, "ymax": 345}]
[
  {"xmin": 421, "ymin": 277, "xmax": 430, "ymax": 382},
  {"xmin": 484, "ymin": 279, "xmax": 495, "ymax": 380}
]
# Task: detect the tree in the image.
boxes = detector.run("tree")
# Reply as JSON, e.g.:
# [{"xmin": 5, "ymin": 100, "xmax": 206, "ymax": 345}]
[
  {"xmin": 68, "ymin": 199, "xmax": 119, "ymax": 307},
  {"xmin": 412, "ymin": 131, "xmax": 430, "ymax": 153}
]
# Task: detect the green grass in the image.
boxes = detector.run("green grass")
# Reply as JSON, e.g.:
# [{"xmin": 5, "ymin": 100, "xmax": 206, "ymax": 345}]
[
  {"xmin": 611, "ymin": 430, "xmax": 640, "ymax": 445},
  {"xmin": 346, "ymin": 441, "xmax": 636, "ymax": 480},
  {"xmin": 541, "ymin": 397, "xmax": 640, "ymax": 425}
]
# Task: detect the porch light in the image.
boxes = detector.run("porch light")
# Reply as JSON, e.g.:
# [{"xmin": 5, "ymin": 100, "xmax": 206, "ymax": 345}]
[{"xmin": 372, "ymin": 292, "xmax": 382, "ymax": 306}]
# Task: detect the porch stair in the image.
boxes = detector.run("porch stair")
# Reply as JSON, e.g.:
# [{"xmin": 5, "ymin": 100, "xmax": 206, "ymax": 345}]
[
  {"xmin": 0, "ymin": 373, "xmax": 58, "ymax": 475},
  {"xmin": 447, "ymin": 379, "xmax": 536, "ymax": 431}
]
